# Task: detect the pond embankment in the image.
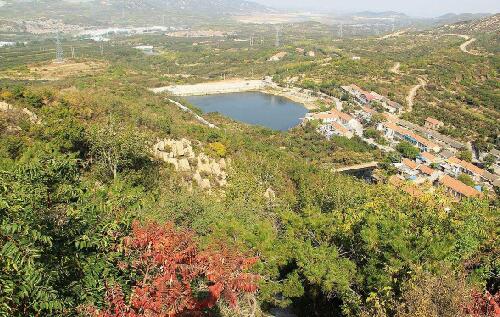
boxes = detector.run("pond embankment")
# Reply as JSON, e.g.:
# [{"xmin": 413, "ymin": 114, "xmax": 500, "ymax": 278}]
[{"xmin": 149, "ymin": 79, "xmax": 321, "ymax": 110}]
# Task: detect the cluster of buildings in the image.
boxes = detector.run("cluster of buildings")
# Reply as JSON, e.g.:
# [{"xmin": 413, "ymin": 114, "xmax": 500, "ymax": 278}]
[
  {"xmin": 375, "ymin": 112, "xmax": 498, "ymax": 199},
  {"xmin": 341, "ymin": 84, "xmax": 404, "ymax": 114},
  {"xmin": 308, "ymin": 83, "xmax": 499, "ymax": 201}
]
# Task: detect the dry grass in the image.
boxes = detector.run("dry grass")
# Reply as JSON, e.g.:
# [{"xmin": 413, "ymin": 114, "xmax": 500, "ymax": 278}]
[{"xmin": 0, "ymin": 60, "xmax": 107, "ymax": 80}]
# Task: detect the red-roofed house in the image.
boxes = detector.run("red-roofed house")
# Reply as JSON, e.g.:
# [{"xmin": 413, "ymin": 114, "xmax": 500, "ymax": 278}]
[
  {"xmin": 380, "ymin": 122, "xmax": 441, "ymax": 153},
  {"xmin": 437, "ymin": 175, "xmax": 482, "ymax": 200},
  {"xmin": 425, "ymin": 117, "xmax": 444, "ymax": 130}
]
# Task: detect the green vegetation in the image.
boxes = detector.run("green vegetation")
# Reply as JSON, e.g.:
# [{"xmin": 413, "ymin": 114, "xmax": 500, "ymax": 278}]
[
  {"xmin": 396, "ymin": 141, "xmax": 420, "ymax": 159},
  {"xmin": 0, "ymin": 13, "xmax": 498, "ymax": 317},
  {"xmin": 1, "ymin": 72, "xmax": 497, "ymax": 317}
]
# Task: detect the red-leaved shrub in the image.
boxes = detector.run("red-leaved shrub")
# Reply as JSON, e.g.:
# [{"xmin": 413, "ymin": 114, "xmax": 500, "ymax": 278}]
[{"xmin": 92, "ymin": 221, "xmax": 259, "ymax": 317}]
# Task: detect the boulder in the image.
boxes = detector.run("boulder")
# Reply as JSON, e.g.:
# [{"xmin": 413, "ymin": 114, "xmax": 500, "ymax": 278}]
[
  {"xmin": 200, "ymin": 178, "xmax": 211, "ymax": 190},
  {"xmin": 219, "ymin": 158, "xmax": 227, "ymax": 169},
  {"xmin": 178, "ymin": 158, "xmax": 191, "ymax": 172}
]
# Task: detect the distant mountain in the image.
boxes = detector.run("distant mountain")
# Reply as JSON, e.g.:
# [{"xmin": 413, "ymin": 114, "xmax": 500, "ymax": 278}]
[
  {"xmin": 433, "ymin": 13, "xmax": 492, "ymax": 25},
  {"xmin": 112, "ymin": 0, "xmax": 269, "ymax": 13},
  {"xmin": 352, "ymin": 11, "xmax": 409, "ymax": 20},
  {"xmin": 0, "ymin": 0, "xmax": 270, "ymax": 25}
]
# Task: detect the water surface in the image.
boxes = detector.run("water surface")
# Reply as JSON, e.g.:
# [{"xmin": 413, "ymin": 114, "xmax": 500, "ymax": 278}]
[{"xmin": 186, "ymin": 92, "xmax": 308, "ymax": 131}]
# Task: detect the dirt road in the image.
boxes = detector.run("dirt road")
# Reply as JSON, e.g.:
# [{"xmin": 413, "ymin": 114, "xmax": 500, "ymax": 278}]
[{"xmin": 406, "ymin": 77, "xmax": 427, "ymax": 112}]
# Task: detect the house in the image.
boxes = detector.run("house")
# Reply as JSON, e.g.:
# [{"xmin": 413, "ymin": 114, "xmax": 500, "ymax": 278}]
[
  {"xmin": 379, "ymin": 122, "xmax": 441, "ymax": 153},
  {"xmin": 437, "ymin": 175, "xmax": 482, "ymax": 200},
  {"xmin": 369, "ymin": 91, "xmax": 384, "ymax": 101},
  {"xmin": 418, "ymin": 152, "xmax": 440, "ymax": 165},
  {"xmin": 383, "ymin": 100, "xmax": 403, "ymax": 114},
  {"xmin": 418, "ymin": 164, "xmax": 439, "ymax": 178},
  {"xmin": 357, "ymin": 106, "xmax": 378, "ymax": 122},
  {"xmin": 439, "ymin": 150, "xmax": 455, "ymax": 160},
  {"xmin": 446, "ymin": 156, "xmax": 499, "ymax": 185},
  {"xmin": 308, "ymin": 109, "xmax": 363, "ymax": 137},
  {"xmin": 341, "ymin": 85, "xmax": 370, "ymax": 104},
  {"xmin": 397, "ymin": 119, "xmax": 466, "ymax": 150},
  {"xmin": 425, "ymin": 117, "xmax": 444, "ymax": 130},
  {"xmin": 319, "ymin": 122, "xmax": 354, "ymax": 139},
  {"xmin": 268, "ymin": 51, "xmax": 287, "ymax": 62},
  {"xmin": 307, "ymin": 51, "xmax": 316, "ymax": 57}
]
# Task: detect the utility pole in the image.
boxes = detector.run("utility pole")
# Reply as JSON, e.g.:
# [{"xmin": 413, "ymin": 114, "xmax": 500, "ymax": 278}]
[
  {"xmin": 100, "ymin": 43, "xmax": 104, "ymax": 56},
  {"xmin": 162, "ymin": 15, "xmax": 166, "ymax": 26},
  {"xmin": 71, "ymin": 46, "xmax": 75, "ymax": 58},
  {"xmin": 392, "ymin": 18, "xmax": 395, "ymax": 33},
  {"xmin": 275, "ymin": 25, "xmax": 280, "ymax": 48},
  {"xmin": 55, "ymin": 32, "xmax": 64, "ymax": 63},
  {"xmin": 339, "ymin": 23, "xmax": 343, "ymax": 38}
]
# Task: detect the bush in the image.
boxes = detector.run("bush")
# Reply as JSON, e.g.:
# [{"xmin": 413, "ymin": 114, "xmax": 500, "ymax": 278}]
[{"xmin": 396, "ymin": 141, "xmax": 420, "ymax": 159}]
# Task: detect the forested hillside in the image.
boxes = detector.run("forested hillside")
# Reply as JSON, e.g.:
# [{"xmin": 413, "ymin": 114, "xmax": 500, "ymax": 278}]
[{"xmin": 0, "ymin": 74, "xmax": 498, "ymax": 316}]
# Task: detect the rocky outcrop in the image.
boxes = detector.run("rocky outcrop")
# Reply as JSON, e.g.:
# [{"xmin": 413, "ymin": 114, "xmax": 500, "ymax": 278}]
[
  {"xmin": 153, "ymin": 138, "xmax": 228, "ymax": 190},
  {"xmin": 0, "ymin": 101, "xmax": 41, "ymax": 125}
]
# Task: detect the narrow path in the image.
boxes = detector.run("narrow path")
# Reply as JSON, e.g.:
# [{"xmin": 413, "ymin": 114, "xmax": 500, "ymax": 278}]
[
  {"xmin": 406, "ymin": 77, "xmax": 427, "ymax": 112},
  {"xmin": 460, "ymin": 37, "xmax": 479, "ymax": 55},
  {"xmin": 390, "ymin": 62, "xmax": 401, "ymax": 74},
  {"xmin": 378, "ymin": 30, "xmax": 407, "ymax": 40},
  {"xmin": 167, "ymin": 99, "xmax": 219, "ymax": 129}
]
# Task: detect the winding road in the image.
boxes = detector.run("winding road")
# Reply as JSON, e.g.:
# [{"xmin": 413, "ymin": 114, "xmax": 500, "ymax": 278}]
[
  {"xmin": 444, "ymin": 34, "xmax": 481, "ymax": 56},
  {"xmin": 406, "ymin": 77, "xmax": 427, "ymax": 112}
]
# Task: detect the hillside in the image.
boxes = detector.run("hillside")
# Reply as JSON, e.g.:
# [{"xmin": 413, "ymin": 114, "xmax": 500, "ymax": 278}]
[
  {"xmin": 437, "ymin": 13, "xmax": 500, "ymax": 34},
  {"xmin": 0, "ymin": 0, "xmax": 270, "ymax": 25}
]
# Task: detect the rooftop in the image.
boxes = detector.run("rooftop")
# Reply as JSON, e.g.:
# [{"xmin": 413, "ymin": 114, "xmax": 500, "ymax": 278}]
[
  {"xmin": 418, "ymin": 164, "xmax": 436, "ymax": 176},
  {"xmin": 330, "ymin": 122, "xmax": 350, "ymax": 135},
  {"xmin": 438, "ymin": 175, "xmax": 481, "ymax": 198},
  {"xmin": 383, "ymin": 122, "xmax": 439, "ymax": 150},
  {"xmin": 311, "ymin": 109, "xmax": 354, "ymax": 123},
  {"xmin": 448, "ymin": 157, "xmax": 486, "ymax": 176},
  {"xmin": 402, "ymin": 158, "xmax": 418, "ymax": 170},
  {"xmin": 421, "ymin": 152, "xmax": 437, "ymax": 162}
]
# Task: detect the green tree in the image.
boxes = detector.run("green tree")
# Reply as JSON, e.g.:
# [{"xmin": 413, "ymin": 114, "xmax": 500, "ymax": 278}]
[
  {"xmin": 396, "ymin": 141, "xmax": 420, "ymax": 159},
  {"xmin": 458, "ymin": 150, "xmax": 473, "ymax": 162},
  {"xmin": 483, "ymin": 154, "xmax": 496, "ymax": 169},
  {"xmin": 87, "ymin": 121, "xmax": 148, "ymax": 180},
  {"xmin": 458, "ymin": 174, "xmax": 475, "ymax": 187}
]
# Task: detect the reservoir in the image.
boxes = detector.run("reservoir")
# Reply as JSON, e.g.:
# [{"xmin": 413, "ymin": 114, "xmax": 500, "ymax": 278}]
[{"xmin": 185, "ymin": 92, "xmax": 308, "ymax": 131}]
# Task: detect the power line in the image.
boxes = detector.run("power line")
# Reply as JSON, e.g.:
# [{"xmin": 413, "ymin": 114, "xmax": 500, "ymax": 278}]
[{"xmin": 55, "ymin": 32, "xmax": 64, "ymax": 63}]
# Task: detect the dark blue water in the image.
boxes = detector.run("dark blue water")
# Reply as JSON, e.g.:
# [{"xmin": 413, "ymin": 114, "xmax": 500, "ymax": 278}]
[{"xmin": 186, "ymin": 92, "xmax": 308, "ymax": 131}]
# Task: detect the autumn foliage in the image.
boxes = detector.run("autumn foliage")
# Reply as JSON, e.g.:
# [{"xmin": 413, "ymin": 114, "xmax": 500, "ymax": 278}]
[
  {"xmin": 92, "ymin": 221, "xmax": 259, "ymax": 317},
  {"xmin": 464, "ymin": 290, "xmax": 500, "ymax": 317}
]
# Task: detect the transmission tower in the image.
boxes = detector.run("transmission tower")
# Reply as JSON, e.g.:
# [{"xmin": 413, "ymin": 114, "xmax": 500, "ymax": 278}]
[
  {"xmin": 275, "ymin": 25, "xmax": 281, "ymax": 47},
  {"xmin": 55, "ymin": 32, "xmax": 64, "ymax": 63}
]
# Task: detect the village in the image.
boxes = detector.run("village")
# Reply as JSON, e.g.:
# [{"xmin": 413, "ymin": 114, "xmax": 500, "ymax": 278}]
[{"xmin": 303, "ymin": 83, "xmax": 500, "ymax": 201}]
